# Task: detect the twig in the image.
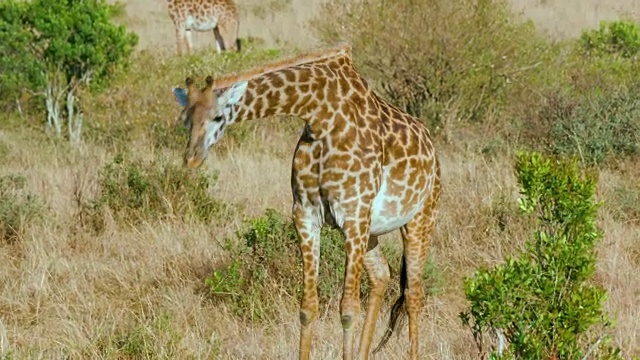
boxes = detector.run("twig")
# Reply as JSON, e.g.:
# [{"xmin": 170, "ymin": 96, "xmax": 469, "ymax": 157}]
[{"xmin": 581, "ymin": 335, "xmax": 603, "ymax": 360}]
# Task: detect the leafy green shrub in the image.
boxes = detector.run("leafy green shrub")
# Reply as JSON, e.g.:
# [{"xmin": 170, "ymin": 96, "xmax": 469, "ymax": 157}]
[
  {"xmin": 0, "ymin": 0, "xmax": 137, "ymax": 141},
  {"xmin": 86, "ymin": 153, "xmax": 233, "ymax": 231},
  {"xmin": 310, "ymin": 0, "xmax": 554, "ymax": 126},
  {"xmin": 206, "ymin": 208, "xmax": 444, "ymax": 321},
  {"xmin": 460, "ymin": 151, "xmax": 622, "ymax": 359},
  {"xmin": 531, "ymin": 86, "xmax": 640, "ymax": 166},
  {"xmin": 0, "ymin": 174, "xmax": 45, "ymax": 243},
  {"xmin": 580, "ymin": 20, "xmax": 640, "ymax": 59},
  {"xmin": 0, "ymin": 1, "xmax": 41, "ymax": 113},
  {"xmin": 559, "ymin": 20, "xmax": 640, "ymax": 98}
]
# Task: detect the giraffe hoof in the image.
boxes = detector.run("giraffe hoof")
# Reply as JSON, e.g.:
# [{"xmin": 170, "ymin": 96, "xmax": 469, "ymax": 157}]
[
  {"xmin": 300, "ymin": 311, "xmax": 312, "ymax": 326},
  {"xmin": 341, "ymin": 314, "xmax": 354, "ymax": 329}
]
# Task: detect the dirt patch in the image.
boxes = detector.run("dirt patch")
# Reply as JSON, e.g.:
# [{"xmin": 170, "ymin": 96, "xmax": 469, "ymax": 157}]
[{"xmin": 510, "ymin": 0, "xmax": 639, "ymax": 38}]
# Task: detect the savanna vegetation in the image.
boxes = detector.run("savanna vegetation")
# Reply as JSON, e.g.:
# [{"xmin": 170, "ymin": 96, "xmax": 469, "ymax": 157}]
[{"xmin": 0, "ymin": 0, "xmax": 638, "ymax": 358}]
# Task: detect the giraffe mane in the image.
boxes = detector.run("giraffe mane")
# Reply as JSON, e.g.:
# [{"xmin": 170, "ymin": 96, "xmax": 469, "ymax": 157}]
[{"xmin": 212, "ymin": 43, "xmax": 352, "ymax": 89}]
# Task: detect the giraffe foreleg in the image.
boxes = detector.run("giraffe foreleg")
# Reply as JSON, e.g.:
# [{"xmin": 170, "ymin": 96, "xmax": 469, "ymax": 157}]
[
  {"xmin": 185, "ymin": 29, "xmax": 193, "ymax": 54},
  {"xmin": 175, "ymin": 24, "xmax": 186, "ymax": 56},
  {"xmin": 339, "ymin": 219, "xmax": 371, "ymax": 360},
  {"xmin": 356, "ymin": 236, "xmax": 390, "ymax": 360},
  {"xmin": 293, "ymin": 204, "xmax": 322, "ymax": 360}
]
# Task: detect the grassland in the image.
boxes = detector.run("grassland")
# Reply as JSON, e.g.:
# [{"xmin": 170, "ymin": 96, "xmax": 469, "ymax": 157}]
[{"xmin": 1, "ymin": 0, "xmax": 639, "ymax": 359}]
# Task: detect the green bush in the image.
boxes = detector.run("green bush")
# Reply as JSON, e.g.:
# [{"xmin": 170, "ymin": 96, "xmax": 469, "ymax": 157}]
[
  {"xmin": 206, "ymin": 208, "xmax": 444, "ymax": 321},
  {"xmin": 460, "ymin": 151, "xmax": 621, "ymax": 359},
  {"xmin": 0, "ymin": 174, "xmax": 45, "ymax": 243},
  {"xmin": 86, "ymin": 153, "xmax": 233, "ymax": 231},
  {"xmin": 531, "ymin": 86, "xmax": 640, "ymax": 166},
  {"xmin": 310, "ymin": 0, "xmax": 554, "ymax": 126},
  {"xmin": 566, "ymin": 20, "xmax": 640, "ymax": 95},
  {"xmin": 0, "ymin": 0, "xmax": 137, "ymax": 141},
  {"xmin": 0, "ymin": 1, "xmax": 41, "ymax": 113},
  {"xmin": 580, "ymin": 20, "xmax": 640, "ymax": 59}
]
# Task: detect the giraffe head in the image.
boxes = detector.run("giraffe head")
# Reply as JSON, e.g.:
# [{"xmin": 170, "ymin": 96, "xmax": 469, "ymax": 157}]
[{"xmin": 172, "ymin": 75, "xmax": 248, "ymax": 168}]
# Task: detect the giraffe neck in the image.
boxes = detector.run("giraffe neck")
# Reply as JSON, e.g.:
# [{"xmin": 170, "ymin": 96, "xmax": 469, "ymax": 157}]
[
  {"xmin": 216, "ymin": 48, "xmax": 364, "ymax": 131},
  {"xmin": 230, "ymin": 66, "xmax": 331, "ymax": 122}
]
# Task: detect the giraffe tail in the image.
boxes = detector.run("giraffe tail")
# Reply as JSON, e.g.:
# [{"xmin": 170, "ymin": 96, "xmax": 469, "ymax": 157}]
[
  {"xmin": 236, "ymin": 38, "xmax": 242, "ymax": 52},
  {"xmin": 372, "ymin": 255, "xmax": 408, "ymax": 354}
]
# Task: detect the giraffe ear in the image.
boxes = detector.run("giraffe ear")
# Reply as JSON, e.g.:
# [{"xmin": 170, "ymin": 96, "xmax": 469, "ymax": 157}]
[
  {"xmin": 172, "ymin": 87, "xmax": 188, "ymax": 107},
  {"xmin": 221, "ymin": 80, "xmax": 248, "ymax": 106}
]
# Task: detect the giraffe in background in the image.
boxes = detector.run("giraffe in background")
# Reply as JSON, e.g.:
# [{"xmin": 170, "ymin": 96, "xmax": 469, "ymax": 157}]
[
  {"xmin": 171, "ymin": 44, "xmax": 441, "ymax": 360},
  {"xmin": 166, "ymin": 0, "xmax": 241, "ymax": 55}
]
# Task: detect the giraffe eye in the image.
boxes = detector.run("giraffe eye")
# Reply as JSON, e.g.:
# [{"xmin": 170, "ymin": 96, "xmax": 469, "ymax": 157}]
[{"xmin": 213, "ymin": 115, "xmax": 223, "ymax": 122}]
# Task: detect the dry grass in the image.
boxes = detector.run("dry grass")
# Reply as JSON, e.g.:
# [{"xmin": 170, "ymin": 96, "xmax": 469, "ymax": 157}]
[
  {"xmin": 1, "ymin": 1, "xmax": 639, "ymax": 359},
  {"xmin": 1, "ymin": 118, "xmax": 638, "ymax": 358}
]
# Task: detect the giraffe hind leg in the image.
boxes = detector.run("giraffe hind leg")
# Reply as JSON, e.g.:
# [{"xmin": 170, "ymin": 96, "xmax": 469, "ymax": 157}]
[
  {"xmin": 373, "ymin": 199, "xmax": 439, "ymax": 360},
  {"xmin": 213, "ymin": 27, "xmax": 224, "ymax": 53},
  {"xmin": 356, "ymin": 236, "xmax": 391, "ymax": 360},
  {"xmin": 216, "ymin": 19, "xmax": 240, "ymax": 52},
  {"xmin": 185, "ymin": 28, "xmax": 193, "ymax": 54}
]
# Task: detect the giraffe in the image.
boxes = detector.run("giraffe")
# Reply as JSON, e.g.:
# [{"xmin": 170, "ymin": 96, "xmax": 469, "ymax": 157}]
[
  {"xmin": 170, "ymin": 44, "xmax": 441, "ymax": 360},
  {"xmin": 166, "ymin": 0, "xmax": 241, "ymax": 56}
]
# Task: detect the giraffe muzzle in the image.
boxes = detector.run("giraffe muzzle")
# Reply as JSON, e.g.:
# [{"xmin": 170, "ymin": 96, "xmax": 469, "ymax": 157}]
[{"xmin": 185, "ymin": 155, "xmax": 203, "ymax": 169}]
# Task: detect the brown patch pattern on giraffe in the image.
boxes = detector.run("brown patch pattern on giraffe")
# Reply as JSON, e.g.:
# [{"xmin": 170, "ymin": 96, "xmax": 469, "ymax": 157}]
[
  {"xmin": 171, "ymin": 44, "xmax": 441, "ymax": 360},
  {"xmin": 166, "ymin": 0, "xmax": 240, "ymax": 55}
]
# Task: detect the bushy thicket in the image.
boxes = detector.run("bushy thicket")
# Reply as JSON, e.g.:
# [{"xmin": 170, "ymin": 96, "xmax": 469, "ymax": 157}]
[
  {"xmin": 310, "ymin": 0, "xmax": 554, "ymax": 126},
  {"xmin": 524, "ymin": 20, "xmax": 640, "ymax": 166},
  {"xmin": 533, "ymin": 85, "xmax": 640, "ymax": 166},
  {"xmin": 83, "ymin": 153, "xmax": 234, "ymax": 232}
]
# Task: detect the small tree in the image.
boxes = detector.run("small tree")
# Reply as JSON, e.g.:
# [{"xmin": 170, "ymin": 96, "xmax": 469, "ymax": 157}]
[
  {"xmin": 0, "ymin": 1, "xmax": 40, "ymax": 113},
  {"xmin": 0, "ymin": 0, "xmax": 137, "ymax": 142},
  {"xmin": 460, "ymin": 151, "xmax": 622, "ymax": 359}
]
